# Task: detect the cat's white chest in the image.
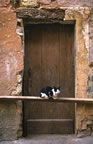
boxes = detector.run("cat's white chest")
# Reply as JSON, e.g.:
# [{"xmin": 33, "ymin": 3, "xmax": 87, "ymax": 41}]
[{"xmin": 52, "ymin": 89, "xmax": 60, "ymax": 97}]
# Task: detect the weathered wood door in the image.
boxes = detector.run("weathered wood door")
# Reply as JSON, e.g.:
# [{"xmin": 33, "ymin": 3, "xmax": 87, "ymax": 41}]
[{"xmin": 23, "ymin": 24, "xmax": 75, "ymax": 136}]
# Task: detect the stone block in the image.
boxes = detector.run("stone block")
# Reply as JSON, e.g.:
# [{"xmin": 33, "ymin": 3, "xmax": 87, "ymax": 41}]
[
  {"xmin": 77, "ymin": 128, "xmax": 91, "ymax": 138},
  {"xmin": 56, "ymin": 0, "xmax": 93, "ymax": 7},
  {"xmin": 0, "ymin": 102, "xmax": 22, "ymax": 141},
  {"xmin": 87, "ymin": 70, "xmax": 93, "ymax": 98},
  {"xmin": 37, "ymin": 0, "xmax": 51, "ymax": 5},
  {"xmin": 20, "ymin": 0, "xmax": 38, "ymax": 7}
]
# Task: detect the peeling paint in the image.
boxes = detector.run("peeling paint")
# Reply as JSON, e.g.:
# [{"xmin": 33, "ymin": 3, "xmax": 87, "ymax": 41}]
[
  {"xmin": 5, "ymin": 57, "xmax": 10, "ymax": 80},
  {"xmin": 5, "ymin": 54, "xmax": 18, "ymax": 80}
]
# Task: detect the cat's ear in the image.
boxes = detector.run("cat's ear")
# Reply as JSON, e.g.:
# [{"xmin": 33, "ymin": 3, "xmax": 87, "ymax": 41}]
[
  {"xmin": 58, "ymin": 87, "xmax": 60, "ymax": 90},
  {"xmin": 53, "ymin": 87, "xmax": 56, "ymax": 91}
]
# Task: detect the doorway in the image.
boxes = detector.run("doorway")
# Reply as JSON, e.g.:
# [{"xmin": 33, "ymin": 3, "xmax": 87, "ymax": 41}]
[{"xmin": 23, "ymin": 24, "xmax": 75, "ymax": 136}]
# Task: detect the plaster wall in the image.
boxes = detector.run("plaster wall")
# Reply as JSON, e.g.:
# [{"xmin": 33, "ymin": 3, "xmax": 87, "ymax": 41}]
[
  {"xmin": 0, "ymin": 0, "xmax": 93, "ymax": 140},
  {"xmin": 0, "ymin": 0, "xmax": 23, "ymax": 141}
]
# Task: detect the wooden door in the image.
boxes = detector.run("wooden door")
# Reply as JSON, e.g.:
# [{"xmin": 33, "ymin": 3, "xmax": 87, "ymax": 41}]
[{"xmin": 23, "ymin": 24, "xmax": 75, "ymax": 136}]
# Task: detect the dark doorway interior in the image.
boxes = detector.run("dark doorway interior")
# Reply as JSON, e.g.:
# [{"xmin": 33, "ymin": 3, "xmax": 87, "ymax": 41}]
[{"xmin": 23, "ymin": 24, "xmax": 75, "ymax": 136}]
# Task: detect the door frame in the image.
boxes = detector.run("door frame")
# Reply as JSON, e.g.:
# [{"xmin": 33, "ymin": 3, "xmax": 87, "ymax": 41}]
[{"xmin": 16, "ymin": 7, "xmax": 90, "ymax": 135}]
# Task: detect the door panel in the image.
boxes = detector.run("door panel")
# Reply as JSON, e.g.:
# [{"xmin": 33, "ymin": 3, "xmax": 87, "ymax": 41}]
[{"xmin": 23, "ymin": 24, "xmax": 75, "ymax": 135}]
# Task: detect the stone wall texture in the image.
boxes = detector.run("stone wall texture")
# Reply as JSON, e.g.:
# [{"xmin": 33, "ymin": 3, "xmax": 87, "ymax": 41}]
[
  {"xmin": 0, "ymin": 0, "xmax": 23, "ymax": 141},
  {"xmin": 19, "ymin": 0, "xmax": 93, "ymax": 7},
  {"xmin": 0, "ymin": 0, "xmax": 93, "ymax": 141}
]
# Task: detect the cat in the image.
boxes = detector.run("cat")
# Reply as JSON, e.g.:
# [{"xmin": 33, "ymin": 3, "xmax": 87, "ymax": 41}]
[{"xmin": 40, "ymin": 86, "xmax": 60, "ymax": 99}]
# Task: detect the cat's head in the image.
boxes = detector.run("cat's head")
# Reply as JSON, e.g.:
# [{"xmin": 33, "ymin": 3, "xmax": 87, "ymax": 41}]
[{"xmin": 52, "ymin": 87, "xmax": 60, "ymax": 96}]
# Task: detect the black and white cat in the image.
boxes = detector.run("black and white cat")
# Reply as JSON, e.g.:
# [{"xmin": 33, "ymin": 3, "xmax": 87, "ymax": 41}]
[{"xmin": 40, "ymin": 86, "xmax": 60, "ymax": 99}]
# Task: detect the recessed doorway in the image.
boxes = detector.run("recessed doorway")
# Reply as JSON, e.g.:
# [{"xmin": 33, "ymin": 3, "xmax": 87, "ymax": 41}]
[{"xmin": 23, "ymin": 23, "xmax": 75, "ymax": 136}]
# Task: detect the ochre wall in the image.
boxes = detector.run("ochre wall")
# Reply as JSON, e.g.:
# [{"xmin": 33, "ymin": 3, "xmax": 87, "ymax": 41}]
[
  {"xmin": 0, "ymin": 0, "xmax": 23, "ymax": 141},
  {"xmin": 0, "ymin": 0, "xmax": 93, "ymax": 140}
]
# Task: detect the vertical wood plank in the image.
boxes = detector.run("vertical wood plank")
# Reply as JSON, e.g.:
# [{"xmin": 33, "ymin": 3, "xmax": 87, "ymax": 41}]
[
  {"xmin": 41, "ymin": 24, "xmax": 59, "ymax": 87},
  {"xmin": 24, "ymin": 25, "xmax": 42, "ymax": 96}
]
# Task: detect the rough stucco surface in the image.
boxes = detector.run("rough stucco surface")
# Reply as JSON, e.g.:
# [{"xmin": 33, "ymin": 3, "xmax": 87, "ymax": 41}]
[
  {"xmin": 64, "ymin": 7, "xmax": 93, "ymax": 136},
  {"xmin": 0, "ymin": 6, "xmax": 23, "ymax": 95},
  {"xmin": 0, "ymin": 0, "xmax": 10, "ymax": 7},
  {"xmin": 0, "ymin": 0, "xmax": 93, "ymax": 141},
  {"xmin": 0, "ymin": 102, "xmax": 22, "ymax": 141},
  {"xmin": 20, "ymin": 0, "xmax": 93, "ymax": 7},
  {"xmin": 56, "ymin": 0, "xmax": 93, "ymax": 7},
  {"xmin": 0, "ymin": 1, "xmax": 23, "ymax": 141},
  {"xmin": 89, "ymin": 11, "xmax": 93, "ymax": 66}
]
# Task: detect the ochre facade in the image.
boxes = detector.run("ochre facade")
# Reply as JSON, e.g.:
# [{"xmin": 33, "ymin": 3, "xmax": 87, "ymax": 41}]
[{"xmin": 0, "ymin": 0, "xmax": 93, "ymax": 140}]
